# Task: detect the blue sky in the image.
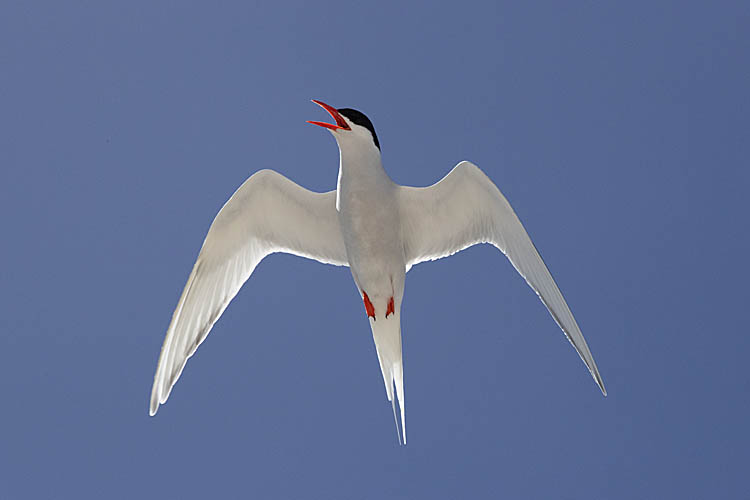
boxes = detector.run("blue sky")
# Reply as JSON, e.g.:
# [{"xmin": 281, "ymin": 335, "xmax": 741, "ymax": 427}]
[{"xmin": 2, "ymin": 1, "xmax": 749, "ymax": 498}]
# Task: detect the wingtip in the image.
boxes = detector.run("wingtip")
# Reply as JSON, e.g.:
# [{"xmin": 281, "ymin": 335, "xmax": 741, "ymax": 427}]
[{"xmin": 149, "ymin": 393, "xmax": 160, "ymax": 416}]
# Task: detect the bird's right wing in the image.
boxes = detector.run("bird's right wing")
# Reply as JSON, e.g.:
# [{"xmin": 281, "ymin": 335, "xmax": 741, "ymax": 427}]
[
  {"xmin": 399, "ymin": 161, "xmax": 605, "ymax": 395},
  {"xmin": 150, "ymin": 169, "xmax": 348, "ymax": 416}
]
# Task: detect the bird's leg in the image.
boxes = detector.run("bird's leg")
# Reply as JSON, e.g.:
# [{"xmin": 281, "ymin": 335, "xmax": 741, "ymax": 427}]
[
  {"xmin": 385, "ymin": 275, "xmax": 395, "ymax": 318},
  {"xmin": 362, "ymin": 291, "xmax": 376, "ymax": 321},
  {"xmin": 386, "ymin": 296, "xmax": 395, "ymax": 318}
]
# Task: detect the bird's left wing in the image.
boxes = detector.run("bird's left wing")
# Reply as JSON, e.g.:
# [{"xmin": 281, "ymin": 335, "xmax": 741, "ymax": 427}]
[
  {"xmin": 398, "ymin": 161, "xmax": 606, "ymax": 395},
  {"xmin": 150, "ymin": 169, "xmax": 348, "ymax": 416}
]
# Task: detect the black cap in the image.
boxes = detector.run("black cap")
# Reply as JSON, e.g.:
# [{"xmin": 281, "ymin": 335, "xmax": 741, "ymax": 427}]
[{"xmin": 337, "ymin": 108, "xmax": 380, "ymax": 150}]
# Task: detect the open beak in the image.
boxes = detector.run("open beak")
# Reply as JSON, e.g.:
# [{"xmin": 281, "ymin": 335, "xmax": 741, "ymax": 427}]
[{"xmin": 307, "ymin": 100, "xmax": 351, "ymax": 131}]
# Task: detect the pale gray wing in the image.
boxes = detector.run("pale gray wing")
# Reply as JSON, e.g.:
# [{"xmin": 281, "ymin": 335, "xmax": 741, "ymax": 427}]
[
  {"xmin": 150, "ymin": 169, "xmax": 348, "ymax": 415},
  {"xmin": 399, "ymin": 161, "xmax": 606, "ymax": 395}
]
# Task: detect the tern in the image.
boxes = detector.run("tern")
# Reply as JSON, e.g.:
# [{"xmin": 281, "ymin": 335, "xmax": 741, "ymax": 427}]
[{"xmin": 149, "ymin": 100, "xmax": 606, "ymax": 444}]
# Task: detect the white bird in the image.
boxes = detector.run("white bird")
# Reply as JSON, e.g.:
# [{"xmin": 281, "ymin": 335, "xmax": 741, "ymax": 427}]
[{"xmin": 149, "ymin": 100, "xmax": 606, "ymax": 444}]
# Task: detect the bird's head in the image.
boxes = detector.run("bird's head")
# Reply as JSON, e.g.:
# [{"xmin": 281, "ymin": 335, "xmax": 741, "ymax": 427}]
[{"xmin": 307, "ymin": 100, "xmax": 381, "ymax": 152}]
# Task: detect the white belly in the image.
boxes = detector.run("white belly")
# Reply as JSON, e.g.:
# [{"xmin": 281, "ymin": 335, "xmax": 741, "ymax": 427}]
[{"xmin": 338, "ymin": 175, "xmax": 405, "ymax": 311}]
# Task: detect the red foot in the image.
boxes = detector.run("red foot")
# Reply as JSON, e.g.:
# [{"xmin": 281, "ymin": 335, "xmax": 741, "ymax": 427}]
[
  {"xmin": 386, "ymin": 296, "xmax": 395, "ymax": 318},
  {"xmin": 362, "ymin": 291, "xmax": 376, "ymax": 320}
]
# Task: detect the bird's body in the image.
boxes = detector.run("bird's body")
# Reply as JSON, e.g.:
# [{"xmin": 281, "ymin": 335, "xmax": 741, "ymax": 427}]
[
  {"xmin": 337, "ymin": 140, "xmax": 403, "ymax": 304},
  {"xmin": 149, "ymin": 100, "xmax": 606, "ymax": 445},
  {"xmin": 336, "ymin": 136, "xmax": 408, "ymax": 440}
]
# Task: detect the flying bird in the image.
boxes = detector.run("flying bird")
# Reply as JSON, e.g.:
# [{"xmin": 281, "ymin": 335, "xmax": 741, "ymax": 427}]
[{"xmin": 149, "ymin": 100, "xmax": 606, "ymax": 444}]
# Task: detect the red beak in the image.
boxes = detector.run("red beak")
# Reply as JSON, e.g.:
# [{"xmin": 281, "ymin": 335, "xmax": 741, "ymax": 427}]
[{"xmin": 307, "ymin": 100, "xmax": 351, "ymax": 131}]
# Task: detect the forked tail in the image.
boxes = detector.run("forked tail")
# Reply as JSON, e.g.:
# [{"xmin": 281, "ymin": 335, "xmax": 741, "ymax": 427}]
[{"xmin": 370, "ymin": 317, "xmax": 406, "ymax": 445}]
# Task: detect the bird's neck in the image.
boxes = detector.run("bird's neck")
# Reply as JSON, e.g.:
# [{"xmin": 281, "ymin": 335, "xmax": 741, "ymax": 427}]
[
  {"xmin": 335, "ymin": 142, "xmax": 389, "ymax": 211},
  {"xmin": 337, "ymin": 141, "xmax": 385, "ymax": 180}
]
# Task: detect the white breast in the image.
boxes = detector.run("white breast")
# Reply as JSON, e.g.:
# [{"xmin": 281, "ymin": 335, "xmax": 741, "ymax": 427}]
[{"xmin": 336, "ymin": 158, "xmax": 405, "ymax": 302}]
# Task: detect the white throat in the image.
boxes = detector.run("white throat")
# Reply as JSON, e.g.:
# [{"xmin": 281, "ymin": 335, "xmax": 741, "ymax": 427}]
[{"xmin": 334, "ymin": 134, "xmax": 386, "ymax": 211}]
